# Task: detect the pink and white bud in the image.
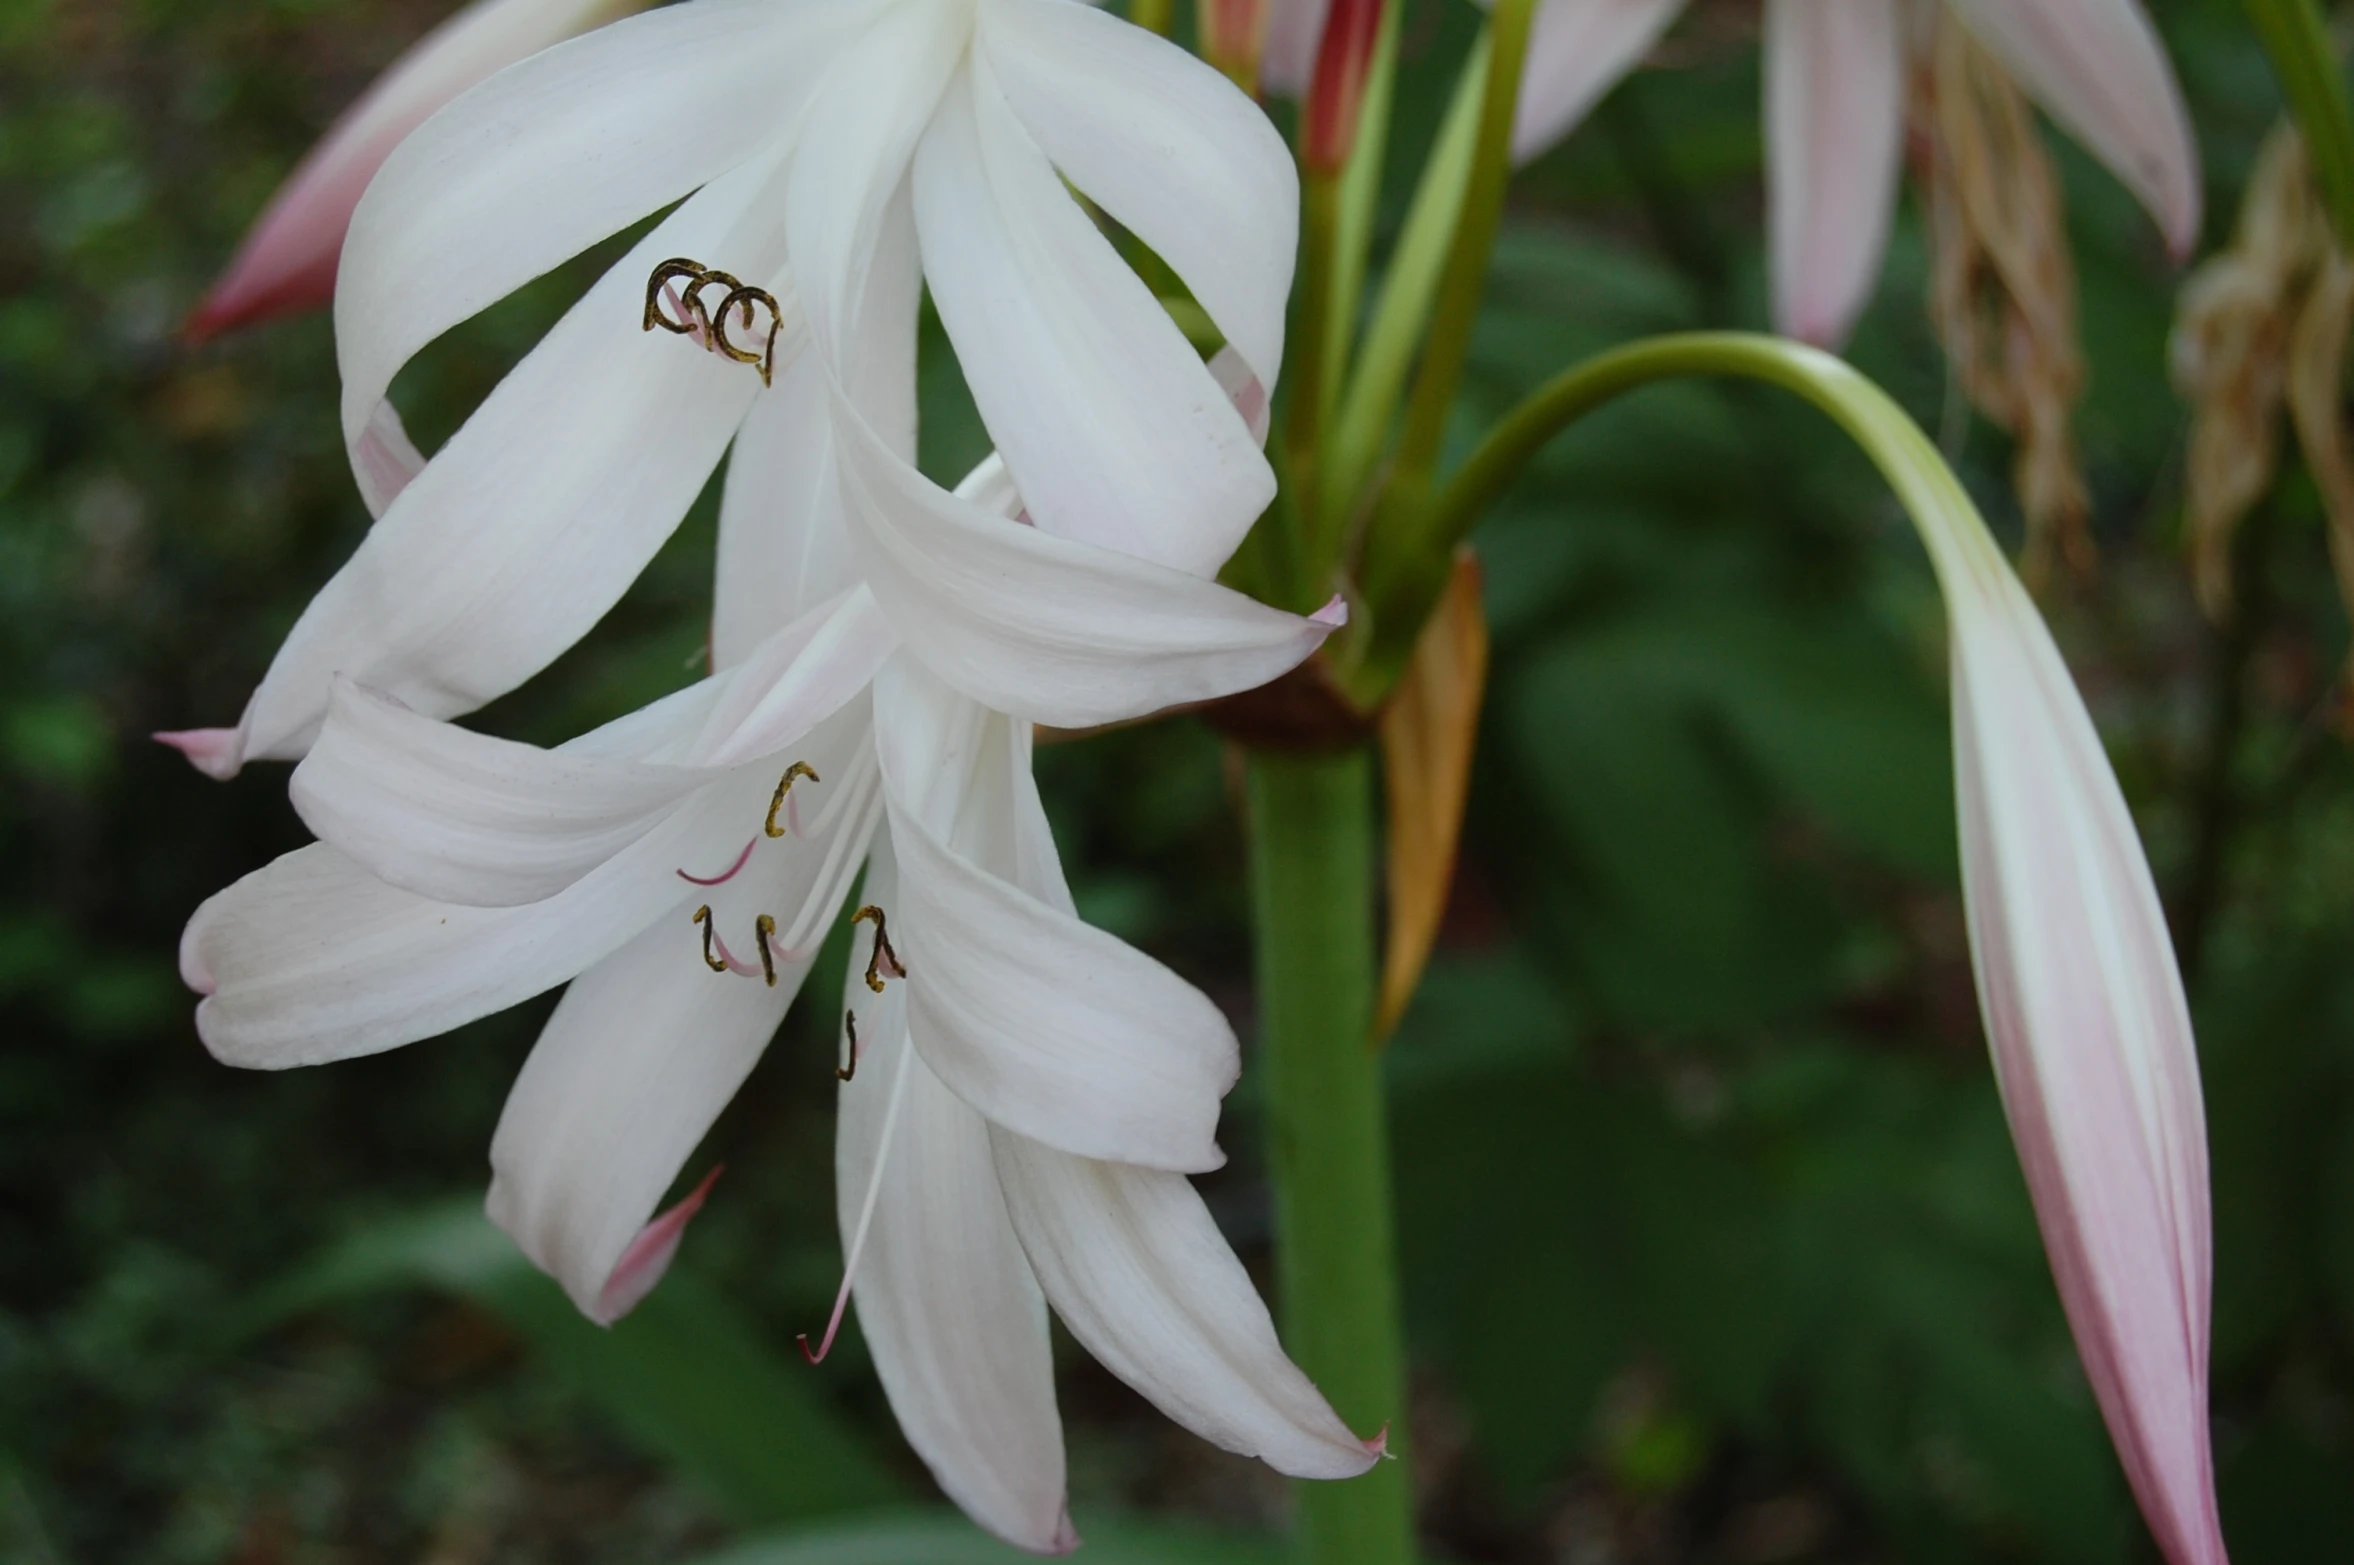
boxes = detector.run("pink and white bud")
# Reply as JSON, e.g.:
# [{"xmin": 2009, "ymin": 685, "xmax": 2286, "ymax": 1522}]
[
  {"xmin": 1299, "ymin": 0, "xmax": 1385, "ymax": 174},
  {"xmin": 1929, "ymin": 525, "xmax": 2227, "ymax": 1565},
  {"xmin": 186, "ymin": 0, "xmax": 639, "ymax": 341}
]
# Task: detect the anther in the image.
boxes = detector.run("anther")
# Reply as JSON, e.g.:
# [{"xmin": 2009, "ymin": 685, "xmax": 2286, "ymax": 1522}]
[
  {"xmin": 838, "ymin": 1010, "xmax": 859, "ymax": 1083},
  {"xmin": 692, "ymin": 905, "xmax": 728, "ymax": 973},
  {"xmin": 851, "ymin": 905, "xmax": 905, "ymax": 994},
  {"xmin": 765, "ymin": 761, "xmax": 821, "ymax": 839},
  {"xmin": 642, "ymin": 258, "xmax": 785, "ymax": 385},
  {"xmin": 756, "ymin": 913, "xmax": 780, "ymax": 988}
]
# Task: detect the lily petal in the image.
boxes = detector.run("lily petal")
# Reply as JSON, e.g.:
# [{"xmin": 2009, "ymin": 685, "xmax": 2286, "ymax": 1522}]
[
  {"xmin": 715, "ymin": 184, "xmax": 920, "ymax": 666},
  {"xmin": 1943, "ymin": 560, "xmax": 2225, "ymax": 1565},
  {"xmin": 487, "ymin": 904, "xmax": 804, "ymax": 1322},
  {"xmin": 992, "ymin": 1132, "xmax": 1382, "ymax": 1481},
  {"xmin": 187, "ymin": 0, "xmax": 640, "ymax": 341},
  {"xmin": 786, "ymin": 0, "xmax": 967, "ymax": 367},
  {"xmin": 1763, "ymin": 0, "xmax": 1906, "ymax": 347},
  {"xmin": 837, "ymin": 836, "xmax": 1073, "ymax": 1554},
  {"xmin": 1947, "ymin": 0, "xmax": 2201, "ymax": 256},
  {"xmin": 875, "ymin": 657, "xmax": 1239, "ymax": 1173},
  {"xmin": 913, "ymin": 60, "xmax": 1270, "ymax": 577},
  {"xmin": 292, "ymin": 681, "xmax": 713, "ymax": 908},
  {"xmin": 1260, "ymin": 0, "xmax": 1331, "ymax": 97},
  {"xmin": 1511, "ymin": 0, "xmax": 1689, "ymax": 164},
  {"xmin": 981, "ymin": 0, "xmax": 1298, "ymax": 389},
  {"xmin": 186, "ymin": 770, "xmax": 776, "ymax": 1066},
  {"xmin": 835, "ymin": 413, "xmax": 1341, "ymax": 729},
  {"xmin": 333, "ymin": 0, "xmax": 872, "ymax": 453},
  {"xmin": 226, "ymin": 165, "xmax": 787, "ymax": 772}
]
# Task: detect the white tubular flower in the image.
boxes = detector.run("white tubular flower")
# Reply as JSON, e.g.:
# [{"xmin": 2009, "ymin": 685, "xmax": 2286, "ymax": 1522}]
[
  {"xmin": 183, "ymin": 345, "xmax": 1363, "ymax": 1551},
  {"xmin": 1259, "ymin": 0, "xmax": 2198, "ymax": 348},
  {"xmin": 163, "ymin": 0, "xmax": 1299, "ymax": 779}
]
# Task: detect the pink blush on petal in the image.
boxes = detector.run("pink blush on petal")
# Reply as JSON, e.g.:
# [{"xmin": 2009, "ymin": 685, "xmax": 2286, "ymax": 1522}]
[
  {"xmin": 592, "ymin": 1164, "xmax": 724, "ymax": 1326},
  {"xmin": 154, "ymin": 728, "xmax": 245, "ymax": 781}
]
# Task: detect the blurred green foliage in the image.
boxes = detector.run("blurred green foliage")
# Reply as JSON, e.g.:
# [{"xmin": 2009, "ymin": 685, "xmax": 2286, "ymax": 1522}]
[{"xmin": 5, "ymin": 0, "xmax": 2354, "ymax": 1561}]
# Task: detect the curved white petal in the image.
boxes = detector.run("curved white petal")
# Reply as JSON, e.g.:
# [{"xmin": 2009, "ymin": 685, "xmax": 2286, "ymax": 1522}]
[
  {"xmin": 1764, "ymin": 0, "xmax": 1905, "ymax": 348},
  {"xmin": 1948, "ymin": 0, "xmax": 2201, "ymax": 256},
  {"xmin": 837, "ymin": 837, "xmax": 1072, "ymax": 1554},
  {"xmin": 187, "ymin": 830, "xmax": 697, "ymax": 1069},
  {"xmin": 836, "ymin": 411, "xmax": 1341, "ymax": 728},
  {"xmin": 992, "ymin": 1133, "xmax": 1383, "ymax": 1481},
  {"xmin": 786, "ymin": 0, "xmax": 967, "ymax": 365},
  {"xmin": 714, "ymin": 184, "xmax": 920, "ymax": 666},
  {"xmin": 981, "ymin": 0, "xmax": 1298, "ymax": 389},
  {"xmin": 1941, "ymin": 554, "xmax": 2225, "ymax": 1565},
  {"xmin": 875, "ymin": 658, "xmax": 1238, "ymax": 1172},
  {"xmin": 292, "ymin": 681, "xmax": 714, "ymax": 908},
  {"xmin": 1510, "ymin": 0, "xmax": 1688, "ymax": 164},
  {"xmin": 190, "ymin": 0, "xmax": 640, "ymax": 339},
  {"xmin": 913, "ymin": 61, "xmax": 1270, "ymax": 577},
  {"xmin": 487, "ymin": 903, "xmax": 804, "ymax": 1322},
  {"xmin": 334, "ymin": 0, "xmax": 871, "ymax": 451},
  {"xmin": 234, "ymin": 169, "xmax": 791, "ymax": 770},
  {"xmin": 291, "ymin": 619, "xmax": 886, "ymax": 907}
]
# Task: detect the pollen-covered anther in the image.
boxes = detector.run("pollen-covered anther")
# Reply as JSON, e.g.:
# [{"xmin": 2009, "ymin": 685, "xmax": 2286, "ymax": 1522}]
[
  {"xmin": 690, "ymin": 904, "xmax": 764, "ymax": 978},
  {"xmin": 850, "ymin": 904, "xmax": 905, "ymax": 994},
  {"xmin": 756, "ymin": 913, "xmax": 780, "ymax": 988},
  {"xmin": 837, "ymin": 1009, "xmax": 861, "ymax": 1083},
  {"xmin": 640, "ymin": 257, "xmax": 789, "ymax": 386},
  {"xmin": 764, "ymin": 761, "xmax": 821, "ymax": 839}
]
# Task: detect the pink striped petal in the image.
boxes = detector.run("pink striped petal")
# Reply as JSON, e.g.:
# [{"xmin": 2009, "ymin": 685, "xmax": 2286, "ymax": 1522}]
[
  {"xmin": 1948, "ymin": 0, "xmax": 2202, "ymax": 257},
  {"xmin": 592, "ymin": 1164, "xmax": 723, "ymax": 1326},
  {"xmin": 1763, "ymin": 0, "xmax": 1905, "ymax": 347},
  {"xmin": 1933, "ymin": 536, "xmax": 2226, "ymax": 1565},
  {"xmin": 186, "ymin": 0, "xmax": 638, "ymax": 340}
]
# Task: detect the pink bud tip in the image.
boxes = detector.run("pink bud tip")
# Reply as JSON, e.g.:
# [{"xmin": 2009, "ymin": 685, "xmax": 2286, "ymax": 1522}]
[
  {"xmin": 591, "ymin": 1164, "xmax": 722, "ymax": 1326},
  {"xmin": 1301, "ymin": 0, "xmax": 1384, "ymax": 174},
  {"xmin": 154, "ymin": 728, "xmax": 245, "ymax": 781},
  {"xmin": 1364, "ymin": 1423, "xmax": 1391, "ymax": 1459},
  {"xmin": 1311, "ymin": 594, "xmax": 1349, "ymax": 629}
]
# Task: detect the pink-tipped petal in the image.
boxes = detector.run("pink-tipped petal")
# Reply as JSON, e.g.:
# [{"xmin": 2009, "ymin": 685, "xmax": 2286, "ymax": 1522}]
[
  {"xmin": 1510, "ymin": 0, "xmax": 1689, "ymax": 165},
  {"xmin": 187, "ymin": 0, "xmax": 636, "ymax": 340},
  {"xmin": 1939, "ymin": 551, "xmax": 2226, "ymax": 1565},
  {"xmin": 154, "ymin": 728, "xmax": 246, "ymax": 781},
  {"xmin": 1261, "ymin": 0, "xmax": 1331, "ymax": 96},
  {"xmin": 1763, "ymin": 0, "xmax": 1906, "ymax": 348},
  {"xmin": 1948, "ymin": 0, "xmax": 2202, "ymax": 257},
  {"xmin": 591, "ymin": 1163, "xmax": 723, "ymax": 1326},
  {"xmin": 1311, "ymin": 594, "xmax": 1349, "ymax": 628}
]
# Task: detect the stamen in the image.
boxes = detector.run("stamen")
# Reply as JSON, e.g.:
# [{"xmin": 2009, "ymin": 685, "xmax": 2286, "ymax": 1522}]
[
  {"xmin": 764, "ymin": 761, "xmax": 821, "ymax": 839},
  {"xmin": 641, "ymin": 258, "xmax": 786, "ymax": 385},
  {"xmin": 800, "ymin": 1018, "xmax": 915, "ymax": 1366},
  {"xmin": 691, "ymin": 904, "xmax": 763, "ymax": 978},
  {"xmin": 838, "ymin": 1010, "xmax": 860, "ymax": 1082},
  {"xmin": 693, "ymin": 904, "xmax": 728, "ymax": 973},
  {"xmin": 643, "ymin": 257, "xmax": 713, "ymax": 335},
  {"xmin": 851, "ymin": 905, "xmax": 905, "ymax": 994},
  {"xmin": 677, "ymin": 838, "xmax": 757, "ymax": 887},
  {"xmin": 756, "ymin": 913, "xmax": 780, "ymax": 988}
]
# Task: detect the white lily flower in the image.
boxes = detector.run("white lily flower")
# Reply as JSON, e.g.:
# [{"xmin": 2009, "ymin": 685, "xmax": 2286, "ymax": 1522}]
[
  {"xmin": 184, "ymin": 394, "xmax": 1373, "ymax": 1549},
  {"xmin": 1263, "ymin": 0, "xmax": 2198, "ymax": 347},
  {"xmin": 163, "ymin": 0, "xmax": 1299, "ymax": 778}
]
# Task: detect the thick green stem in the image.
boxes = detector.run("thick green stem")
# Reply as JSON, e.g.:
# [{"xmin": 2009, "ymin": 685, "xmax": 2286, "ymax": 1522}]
[
  {"xmin": 2245, "ymin": 0, "xmax": 2354, "ymax": 246},
  {"xmin": 1247, "ymin": 748, "xmax": 1413, "ymax": 1565}
]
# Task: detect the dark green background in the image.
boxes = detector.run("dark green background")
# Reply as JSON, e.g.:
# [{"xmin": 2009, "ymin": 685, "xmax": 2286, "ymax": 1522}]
[{"xmin": 3, "ymin": 0, "xmax": 2350, "ymax": 1559}]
